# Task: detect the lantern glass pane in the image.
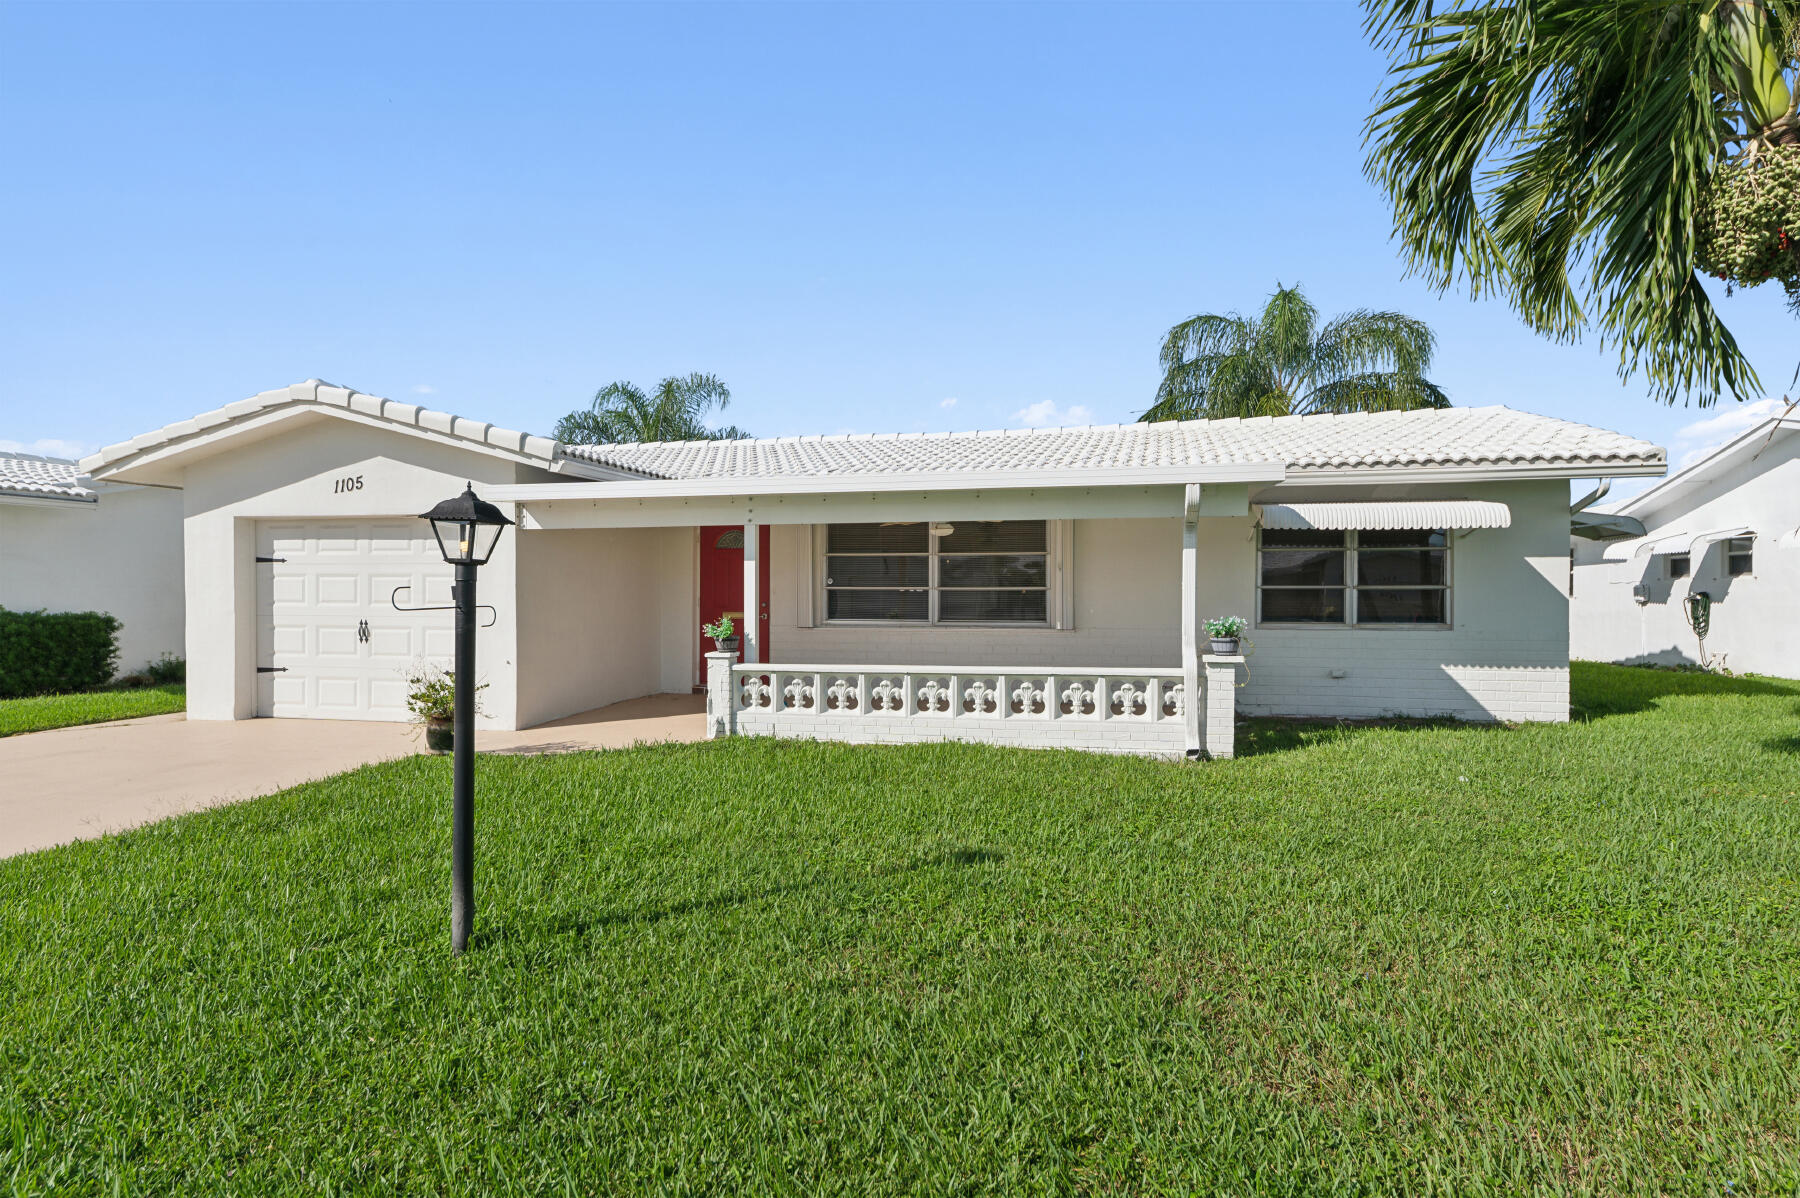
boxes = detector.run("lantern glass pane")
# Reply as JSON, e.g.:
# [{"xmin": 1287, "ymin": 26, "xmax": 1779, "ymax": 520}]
[
  {"xmin": 430, "ymin": 519, "xmax": 465, "ymax": 563},
  {"xmin": 470, "ymin": 521, "xmax": 504, "ymax": 564}
]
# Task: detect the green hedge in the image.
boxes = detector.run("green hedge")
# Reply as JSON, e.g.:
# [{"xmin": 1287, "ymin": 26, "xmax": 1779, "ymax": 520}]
[{"xmin": 0, "ymin": 608, "xmax": 122, "ymax": 699}]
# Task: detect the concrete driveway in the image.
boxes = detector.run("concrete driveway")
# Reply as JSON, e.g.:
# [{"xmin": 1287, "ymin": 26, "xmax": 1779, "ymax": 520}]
[{"xmin": 1, "ymin": 693, "xmax": 706, "ymax": 858}]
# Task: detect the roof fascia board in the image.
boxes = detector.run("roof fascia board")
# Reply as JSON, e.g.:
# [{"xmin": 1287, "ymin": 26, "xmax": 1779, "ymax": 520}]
[
  {"xmin": 1281, "ymin": 462, "xmax": 1667, "ymax": 486},
  {"xmin": 88, "ymin": 403, "xmax": 611, "ymax": 483},
  {"xmin": 513, "ymin": 484, "xmax": 1206, "ymax": 529},
  {"xmin": 487, "ymin": 463, "xmax": 1286, "ymax": 504},
  {"xmin": 1614, "ymin": 418, "xmax": 1796, "ymax": 516},
  {"xmin": 0, "ymin": 490, "xmax": 97, "ymax": 508}
]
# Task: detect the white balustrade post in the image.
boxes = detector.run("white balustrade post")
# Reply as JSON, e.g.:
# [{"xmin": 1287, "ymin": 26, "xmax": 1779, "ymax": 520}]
[
  {"xmin": 706, "ymin": 652, "xmax": 738, "ymax": 739},
  {"xmin": 1202, "ymin": 655, "xmax": 1241, "ymax": 759}
]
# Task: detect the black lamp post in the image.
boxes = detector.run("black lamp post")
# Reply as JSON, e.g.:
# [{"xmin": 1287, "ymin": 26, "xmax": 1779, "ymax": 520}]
[{"xmin": 419, "ymin": 484, "xmax": 513, "ymax": 956}]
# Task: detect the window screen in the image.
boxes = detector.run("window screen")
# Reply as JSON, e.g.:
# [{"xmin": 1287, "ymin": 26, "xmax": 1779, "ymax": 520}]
[
  {"xmin": 1257, "ymin": 528, "xmax": 1450, "ymax": 627},
  {"xmin": 823, "ymin": 521, "xmax": 1050, "ymax": 624},
  {"xmin": 1726, "ymin": 537, "xmax": 1753, "ymax": 577}
]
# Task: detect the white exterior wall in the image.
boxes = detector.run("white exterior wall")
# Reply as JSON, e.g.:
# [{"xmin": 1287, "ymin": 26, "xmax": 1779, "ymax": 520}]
[
  {"xmin": 760, "ymin": 478, "xmax": 1571, "ymax": 723},
  {"xmin": 0, "ymin": 484, "xmax": 186, "ymax": 674},
  {"xmin": 768, "ymin": 518, "xmax": 1185, "ymax": 668},
  {"xmin": 514, "ymin": 526, "xmax": 695, "ymax": 727},
  {"xmin": 1244, "ymin": 479, "xmax": 1572, "ymax": 722},
  {"xmin": 1572, "ymin": 436, "xmax": 1800, "ymax": 678},
  {"xmin": 176, "ymin": 413, "xmax": 546, "ymax": 728}
]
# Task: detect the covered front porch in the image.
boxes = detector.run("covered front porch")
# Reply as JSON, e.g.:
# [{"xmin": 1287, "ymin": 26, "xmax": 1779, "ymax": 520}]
[{"xmin": 493, "ymin": 468, "xmax": 1275, "ymax": 758}]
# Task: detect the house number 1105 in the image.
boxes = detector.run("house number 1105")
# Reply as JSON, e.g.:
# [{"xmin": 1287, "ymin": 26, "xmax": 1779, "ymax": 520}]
[{"xmin": 333, "ymin": 474, "xmax": 364, "ymax": 494}]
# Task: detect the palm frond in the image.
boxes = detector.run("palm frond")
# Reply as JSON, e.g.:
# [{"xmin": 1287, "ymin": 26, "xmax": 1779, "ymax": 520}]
[
  {"xmin": 1144, "ymin": 283, "xmax": 1446, "ymax": 422},
  {"xmin": 555, "ymin": 374, "xmax": 747, "ymax": 444},
  {"xmin": 1362, "ymin": 0, "xmax": 1791, "ymax": 404},
  {"xmin": 1303, "ymin": 371, "xmax": 1451, "ymax": 415}
]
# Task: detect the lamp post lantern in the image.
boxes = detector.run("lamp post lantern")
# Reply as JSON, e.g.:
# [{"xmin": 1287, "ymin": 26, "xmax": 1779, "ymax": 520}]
[{"xmin": 419, "ymin": 484, "xmax": 513, "ymax": 956}]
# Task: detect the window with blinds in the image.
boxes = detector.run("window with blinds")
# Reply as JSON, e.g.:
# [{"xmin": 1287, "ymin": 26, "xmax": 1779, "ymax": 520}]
[
  {"xmin": 823, "ymin": 521, "xmax": 1050, "ymax": 624},
  {"xmin": 1257, "ymin": 528, "xmax": 1451, "ymax": 627}
]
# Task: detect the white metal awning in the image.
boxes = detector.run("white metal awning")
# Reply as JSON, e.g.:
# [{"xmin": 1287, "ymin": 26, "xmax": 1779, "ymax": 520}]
[
  {"xmin": 1632, "ymin": 525, "xmax": 1754, "ymax": 559},
  {"xmin": 1256, "ymin": 500, "xmax": 1511, "ymax": 531}
]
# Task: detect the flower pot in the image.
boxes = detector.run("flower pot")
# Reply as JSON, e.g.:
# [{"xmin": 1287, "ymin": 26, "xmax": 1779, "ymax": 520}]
[
  {"xmin": 424, "ymin": 717, "xmax": 453, "ymax": 754},
  {"xmin": 713, "ymin": 636, "xmax": 741, "ymax": 654},
  {"xmin": 1209, "ymin": 637, "xmax": 1240, "ymax": 656}
]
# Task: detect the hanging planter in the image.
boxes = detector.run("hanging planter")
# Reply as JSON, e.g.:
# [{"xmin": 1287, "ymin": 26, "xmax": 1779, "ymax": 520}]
[{"xmin": 1695, "ymin": 145, "xmax": 1800, "ymax": 301}]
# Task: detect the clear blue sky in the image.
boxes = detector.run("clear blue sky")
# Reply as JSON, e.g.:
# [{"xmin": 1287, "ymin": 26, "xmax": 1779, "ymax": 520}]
[{"xmin": 2, "ymin": 1, "xmax": 1794, "ymax": 499}]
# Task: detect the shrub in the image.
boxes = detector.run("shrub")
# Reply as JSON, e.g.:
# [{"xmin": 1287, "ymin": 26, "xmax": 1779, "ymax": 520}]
[
  {"xmin": 144, "ymin": 654, "xmax": 186, "ymax": 686},
  {"xmin": 0, "ymin": 608, "xmax": 122, "ymax": 699}
]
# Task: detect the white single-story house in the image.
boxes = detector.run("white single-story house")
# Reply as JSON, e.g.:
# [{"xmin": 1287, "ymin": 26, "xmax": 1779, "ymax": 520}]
[
  {"xmin": 1, "ymin": 450, "xmax": 186, "ymax": 675},
  {"xmin": 81, "ymin": 380, "xmax": 1665, "ymax": 758},
  {"xmin": 1571, "ymin": 412, "xmax": 1796, "ymax": 678}
]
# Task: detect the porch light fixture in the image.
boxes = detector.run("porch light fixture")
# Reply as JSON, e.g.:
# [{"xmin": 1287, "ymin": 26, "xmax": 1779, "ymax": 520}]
[
  {"xmin": 422, "ymin": 484, "xmax": 513, "ymax": 565},
  {"xmin": 418, "ymin": 483, "xmax": 513, "ymax": 956}
]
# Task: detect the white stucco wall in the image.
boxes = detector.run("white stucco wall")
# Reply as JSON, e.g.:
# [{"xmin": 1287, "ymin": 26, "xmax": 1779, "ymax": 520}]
[
  {"xmin": 1571, "ymin": 435, "xmax": 1799, "ymax": 678},
  {"xmin": 173, "ymin": 412, "xmax": 549, "ymax": 727},
  {"xmin": 0, "ymin": 484, "xmax": 186, "ymax": 674},
  {"xmin": 514, "ymin": 525, "xmax": 695, "ymax": 727},
  {"xmin": 761, "ymin": 478, "xmax": 1571, "ymax": 722}
]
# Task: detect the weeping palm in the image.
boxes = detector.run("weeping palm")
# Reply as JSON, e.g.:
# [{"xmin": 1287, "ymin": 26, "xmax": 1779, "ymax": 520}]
[
  {"xmin": 553, "ymin": 373, "xmax": 750, "ymax": 444},
  {"xmin": 1140, "ymin": 284, "xmax": 1449, "ymax": 423},
  {"xmin": 1363, "ymin": 0, "xmax": 1799, "ymax": 404}
]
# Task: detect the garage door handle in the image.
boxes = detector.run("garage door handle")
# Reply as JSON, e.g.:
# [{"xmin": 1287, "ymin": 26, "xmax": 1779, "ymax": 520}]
[
  {"xmin": 357, "ymin": 619, "xmax": 370, "ymax": 643},
  {"xmin": 257, "ymin": 666, "xmax": 288, "ymax": 673}
]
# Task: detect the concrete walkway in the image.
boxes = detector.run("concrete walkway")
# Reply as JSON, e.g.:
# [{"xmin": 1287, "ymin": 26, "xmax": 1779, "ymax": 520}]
[{"xmin": 0, "ymin": 693, "xmax": 706, "ymax": 858}]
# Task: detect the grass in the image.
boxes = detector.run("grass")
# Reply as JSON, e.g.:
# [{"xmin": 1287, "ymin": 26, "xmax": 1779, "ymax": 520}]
[
  {"xmin": 2, "ymin": 662, "xmax": 1797, "ymax": 1195},
  {"xmin": 0, "ymin": 683, "xmax": 184, "ymax": 737}
]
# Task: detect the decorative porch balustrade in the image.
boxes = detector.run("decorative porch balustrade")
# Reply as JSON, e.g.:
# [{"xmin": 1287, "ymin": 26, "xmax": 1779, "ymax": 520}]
[{"xmin": 705, "ymin": 655, "xmax": 1241, "ymax": 760}]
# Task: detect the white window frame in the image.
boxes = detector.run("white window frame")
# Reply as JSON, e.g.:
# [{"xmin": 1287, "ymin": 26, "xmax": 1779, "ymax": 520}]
[
  {"xmin": 1255, "ymin": 527, "xmax": 1453, "ymax": 631},
  {"xmin": 812, "ymin": 520, "xmax": 1073, "ymax": 630},
  {"xmin": 1725, "ymin": 536, "xmax": 1754, "ymax": 577}
]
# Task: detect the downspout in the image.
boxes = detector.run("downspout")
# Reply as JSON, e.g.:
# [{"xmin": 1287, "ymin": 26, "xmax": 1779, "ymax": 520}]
[{"xmin": 1570, "ymin": 478, "xmax": 1611, "ymax": 515}]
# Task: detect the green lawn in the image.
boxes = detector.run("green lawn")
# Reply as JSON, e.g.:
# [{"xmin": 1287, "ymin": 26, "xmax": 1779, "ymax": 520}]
[
  {"xmin": 2, "ymin": 663, "xmax": 1796, "ymax": 1195},
  {"xmin": 0, "ymin": 683, "xmax": 184, "ymax": 737}
]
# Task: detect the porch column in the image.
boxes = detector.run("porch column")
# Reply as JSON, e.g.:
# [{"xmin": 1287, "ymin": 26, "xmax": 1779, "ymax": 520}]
[
  {"xmin": 742, "ymin": 518, "xmax": 760, "ymax": 664},
  {"xmin": 1180, "ymin": 483, "xmax": 1202, "ymax": 759}
]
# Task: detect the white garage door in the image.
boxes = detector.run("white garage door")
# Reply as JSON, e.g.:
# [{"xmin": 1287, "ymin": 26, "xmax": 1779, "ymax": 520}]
[{"xmin": 256, "ymin": 520, "xmax": 456, "ymax": 720}]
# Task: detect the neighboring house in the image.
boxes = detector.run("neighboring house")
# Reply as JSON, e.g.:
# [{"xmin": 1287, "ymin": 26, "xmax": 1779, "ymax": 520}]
[
  {"xmin": 1571, "ymin": 414, "xmax": 1797, "ymax": 678},
  {"xmin": 1, "ymin": 450, "xmax": 186, "ymax": 675},
  {"xmin": 82, "ymin": 380, "xmax": 1664, "ymax": 758}
]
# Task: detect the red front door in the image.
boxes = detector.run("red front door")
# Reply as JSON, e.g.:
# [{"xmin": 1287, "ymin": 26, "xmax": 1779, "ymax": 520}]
[{"xmin": 698, "ymin": 525, "xmax": 771, "ymax": 681}]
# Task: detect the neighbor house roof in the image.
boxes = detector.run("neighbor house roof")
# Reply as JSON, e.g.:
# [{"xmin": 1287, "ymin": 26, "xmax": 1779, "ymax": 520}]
[
  {"xmin": 81, "ymin": 380, "xmax": 634, "ymax": 483},
  {"xmin": 560, "ymin": 405, "xmax": 1664, "ymax": 483},
  {"xmin": 1610, "ymin": 414, "xmax": 1799, "ymax": 518},
  {"xmin": 0, "ymin": 451, "xmax": 95, "ymax": 503}
]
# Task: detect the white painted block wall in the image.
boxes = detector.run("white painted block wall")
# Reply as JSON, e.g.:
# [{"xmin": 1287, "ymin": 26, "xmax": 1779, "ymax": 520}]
[
  {"xmin": 760, "ymin": 479, "xmax": 1571, "ymax": 723},
  {"xmin": 1571, "ymin": 438, "xmax": 1800, "ymax": 679},
  {"xmin": 0, "ymin": 484, "xmax": 186, "ymax": 674}
]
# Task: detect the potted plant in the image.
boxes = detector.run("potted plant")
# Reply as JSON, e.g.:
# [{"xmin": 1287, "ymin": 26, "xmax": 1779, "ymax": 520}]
[
  {"xmin": 404, "ymin": 663, "xmax": 485, "ymax": 754},
  {"xmin": 703, "ymin": 614, "xmax": 740, "ymax": 655},
  {"xmin": 1203, "ymin": 615, "xmax": 1247, "ymax": 656}
]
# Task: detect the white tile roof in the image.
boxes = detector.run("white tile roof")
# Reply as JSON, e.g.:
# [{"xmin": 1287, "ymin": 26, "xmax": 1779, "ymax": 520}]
[
  {"xmin": 561, "ymin": 406, "xmax": 1664, "ymax": 480},
  {"xmin": 0, "ymin": 451, "xmax": 95, "ymax": 502},
  {"xmin": 81, "ymin": 379, "xmax": 606, "ymax": 478}
]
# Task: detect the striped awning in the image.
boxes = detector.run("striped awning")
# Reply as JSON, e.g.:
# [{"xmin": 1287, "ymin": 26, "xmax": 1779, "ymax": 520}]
[
  {"xmin": 1632, "ymin": 525, "xmax": 1754, "ymax": 559},
  {"xmin": 1257, "ymin": 500, "xmax": 1511, "ymax": 531}
]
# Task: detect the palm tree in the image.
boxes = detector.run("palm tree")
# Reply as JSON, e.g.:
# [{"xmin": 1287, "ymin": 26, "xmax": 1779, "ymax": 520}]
[
  {"xmin": 1140, "ymin": 283, "xmax": 1449, "ymax": 423},
  {"xmin": 1363, "ymin": 0, "xmax": 1799, "ymax": 405},
  {"xmin": 553, "ymin": 373, "xmax": 750, "ymax": 444}
]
